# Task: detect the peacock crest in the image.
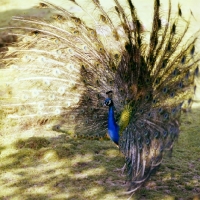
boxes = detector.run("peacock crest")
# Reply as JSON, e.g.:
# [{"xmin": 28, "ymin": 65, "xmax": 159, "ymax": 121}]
[{"xmin": 0, "ymin": 0, "xmax": 200, "ymax": 194}]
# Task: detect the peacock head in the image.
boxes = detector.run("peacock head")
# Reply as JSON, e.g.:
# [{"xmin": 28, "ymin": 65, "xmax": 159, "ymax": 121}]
[
  {"xmin": 104, "ymin": 98, "xmax": 113, "ymax": 107},
  {"xmin": 104, "ymin": 90, "xmax": 114, "ymax": 107}
]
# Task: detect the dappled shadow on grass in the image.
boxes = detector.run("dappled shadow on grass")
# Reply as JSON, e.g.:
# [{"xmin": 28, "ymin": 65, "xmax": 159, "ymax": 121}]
[
  {"xmin": 0, "ymin": 105, "xmax": 200, "ymax": 200},
  {"xmin": 0, "ymin": 131, "xmax": 127, "ymax": 200},
  {"xmin": 0, "ymin": 103, "xmax": 200, "ymax": 200},
  {"xmin": 0, "ymin": 107, "xmax": 200, "ymax": 200},
  {"xmin": 0, "ymin": 104, "xmax": 200, "ymax": 200}
]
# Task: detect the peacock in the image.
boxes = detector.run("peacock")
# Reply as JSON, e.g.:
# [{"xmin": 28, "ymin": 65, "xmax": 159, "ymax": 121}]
[{"xmin": 0, "ymin": 0, "xmax": 200, "ymax": 194}]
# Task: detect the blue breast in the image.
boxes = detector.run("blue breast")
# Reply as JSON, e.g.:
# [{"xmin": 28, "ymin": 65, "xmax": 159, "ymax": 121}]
[{"xmin": 107, "ymin": 106, "xmax": 119, "ymax": 145}]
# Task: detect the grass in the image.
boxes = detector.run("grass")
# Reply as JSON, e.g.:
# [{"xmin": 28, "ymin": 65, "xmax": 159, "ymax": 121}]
[{"xmin": 0, "ymin": 103, "xmax": 200, "ymax": 200}]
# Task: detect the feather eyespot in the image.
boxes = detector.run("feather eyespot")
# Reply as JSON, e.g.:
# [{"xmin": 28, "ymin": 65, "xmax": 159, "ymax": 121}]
[
  {"xmin": 20, "ymin": 106, "xmax": 26, "ymax": 111},
  {"xmin": 137, "ymin": 136, "xmax": 141, "ymax": 141},
  {"xmin": 55, "ymin": 108, "xmax": 61, "ymax": 115},
  {"xmin": 158, "ymin": 18, "xmax": 161, "ymax": 28},
  {"xmin": 145, "ymin": 94, "xmax": 150, "ymax": 100},
  {"xmin": 39, "ymin": 3, "xmax": 48, "ymax": 8},
  {"xmin": 48, "ymin": 94, "xmax": 55, "ymax": 101},
  {"xmin": 96, "ymin": 79, "xmax": 99, "ymax": 85},
  {"xmin": 155, "ymin": 78, "xmax": 160, "ymax": 84},
  {"xmin": 89, "ymin": 107, "xmax": 94, "ymax": 112},
  {"xmin": 154, "ymin": 132, "xmax": 160, "ymax": 138},
  {"xmin": 170, "ymin": 92, "xmax": 175, "ymax": 97},
  {"xmin": 146, "ymin": 78, "xmax": 150, "ymax": 83},
  {"xmin": 73, "ymin": 30, "xmax": 79, "ymax": 35},
  {"xmin": 95, "ymin": 62, "xmax": 100, "ymax": 67},
  {"xmin": 167, "ymin": 42, "xmax": 171, "ymax": 51},
  {"xmin": 163, "ymin": 131, "xmax": 168, "ymax": 137},
  {"xmin": 119, "ymin": 88, "xmax": 124, "ymax": 93},
  {"xmin": 80, "ymin": 109, "xmax": 85, "ymax": 114},
  {"xmin": 67, "ymin": 48, "xmax": 74, "ymax": 54},
  {"xmin": 114, "ymin": 53, "xmax": 119, "ymax": 59},
  {"xmin": 146, "ymin": 139, "xmax": 150, "ymax": 145},
  {"xmin": 147, "ymin": 112, "xmax": 151, "ymax": 117},
  {"xmin": 100, "ymin": 15, "xmax": 107, "ymax": 22},
  {"xmin": 179, "ymin": 82, "xmax": 183, "ymax": 88},
  {"xmin": 194, "ymin": 66, "xmax": 199, "ymax": 76},
  {"xmin": 152, "ymin": 99, "xmax": 157, "ymax": 104},
  {"xmin": 172, "ymin": 108, "xmax": 176, "ymax": 113},
  {"xmin": 185, "ymin": 71, "xmax": 190, "ymax": 79},
  {"xmin": 90, "ymin": 30, "xmax": 95, "ymax": 35},
  {"xmin": 188, "ymin": 98, "xmax": 192, "ymax": 104},
  {"xmin": 173, "ymin": 68, "xmax": 178, "ymax": 76},
  {"xmin": 138, "ymin": 144, "xmax": 143, "ymax": 150},
  {"xmin": 54, "ymin": 125, "xmax": 60, "ymax": 130},
  {"xmin": 99, "ymin": 47, "xmax": 104, "ymax": 52},
  {"xmin": 158, "ymin": 108, "xmax": 163, "ymax": 113},
  {"xmin": 93, "ymin": 114, "xmax": 98, "ymax": 119},
  {"xmin": 55, "ymin": 14, "xmax": 65, "ymax": 21},
  {"xmin": 169, "ymin": 127, "xmax": 174, "ymax": 134},
  {"xmin": 31, "ymin": 30, "xmax": 40, "ymax": 36},
  {"xmin": 171, "ymin": 23, "xmax": 176, "ymax": 34},
  {"xmin": 190, "ymin": 46, "xmax": 195, "ymax": 56},
  {"xmin": 163, "ymin": 87, "xmax": 167, "ymax": 93},
  {"xmin": 37, "ymin": 102, "xmax": 44, "ymax": 110},
  {"xmin": 181, "ymin": 55, "xmax": 186, "ymax": 64},
  {"xmin": 71, "ymin": 17, "xmax": 81, "ymax": 24},
  {"xmin": 70, "ymin": 115, "xmax": 75, "ymax": 120},
  {"xmin": 178, "ymin": 4, "xmax": 182, "ymax": 16},
  {"xmin": 109, "ymin": 80, "xmax": 113, "ymax": 85},
  {"xmin": 144, "ymin": 131, "xmax": 149, "ymax": 137},
  {"xmin": 164, "ymin": 113, "xmax": 168, "ymax": 119}
]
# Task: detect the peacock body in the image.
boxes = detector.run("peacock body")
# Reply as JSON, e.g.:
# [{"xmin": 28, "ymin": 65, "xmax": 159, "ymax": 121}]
[{"xmin": 0, "ymin": 0, "xmax": 200, "ymax": 194}]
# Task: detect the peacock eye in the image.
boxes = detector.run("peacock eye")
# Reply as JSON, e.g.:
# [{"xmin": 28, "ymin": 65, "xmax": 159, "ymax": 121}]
[
  {"xmin": 181, "ymin": 55, "xmax": 186, "ymax": 64},
  {"xmin": 164, "ymin": 113, "xmax": 168, "ymax": 119},
  {"xmin": 147, "ymin": 112, "xmax": 151, "ymax": 117},
  {"xmin": 172, "ymin": 108, "xmax": 176, "ymax": 113},
  {"xmin": 163, "ymin": 87, "xmax": 167, "ymax": 93},
  {"xmin": 114, "ymin": 53, "xmax": 119, "ymax": 59},
  {"xmin": 158, "ymin": 108, "xmax": 163, "ymax": 113},
  {"xmin": 145, "ymin": 95, "xmax": 150, "ymax": 100},
  {"xmin": 170, "ymin": 92, "xmax": 174, "ymax": 97}
]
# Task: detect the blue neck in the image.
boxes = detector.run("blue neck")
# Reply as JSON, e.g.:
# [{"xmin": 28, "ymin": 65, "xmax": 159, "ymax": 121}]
[{"xmin": 107, "ymin": 105, "xmax": 119, "ymax": 145}]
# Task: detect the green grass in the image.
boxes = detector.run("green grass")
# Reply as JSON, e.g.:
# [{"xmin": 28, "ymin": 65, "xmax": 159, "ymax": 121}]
[{"xmin": 0, "ymin": 103, "xmax": 200, "ymax": 200}]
